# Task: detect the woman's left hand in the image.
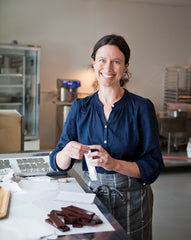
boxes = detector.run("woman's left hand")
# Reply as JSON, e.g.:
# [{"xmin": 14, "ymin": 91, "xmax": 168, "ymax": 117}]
[{"xmin": 87, "ymin": 145, "xmax": 116, "ymax": 171}]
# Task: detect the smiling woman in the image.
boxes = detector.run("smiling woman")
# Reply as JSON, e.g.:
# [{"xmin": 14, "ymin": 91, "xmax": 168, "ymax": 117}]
[
  {"xmin": 91, "ymin": 45, "xmax": 128, "ymax": 89},
  {"xmin": 49, "ymin": 34, "xmax": 164, "ymax": 240},
  {"xmin": 91, "ymin": 34, "xmax": 131, "ymax": 88}
]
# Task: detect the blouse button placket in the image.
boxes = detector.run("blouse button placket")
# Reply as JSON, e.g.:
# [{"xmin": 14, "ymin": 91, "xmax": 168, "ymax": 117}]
[{"xmin": 104, "ymin": 124, "xmax": 108, "ymax": 145}]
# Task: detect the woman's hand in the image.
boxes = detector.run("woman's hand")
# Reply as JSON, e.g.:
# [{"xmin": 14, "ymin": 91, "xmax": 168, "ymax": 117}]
[
  {"xmin": 88, "ymin": 145, "xmax": 116, "ymax": 171},
  {"xmin": 87, "ymin": 144, "xmax": 141, "ymax": 178},
  {"xmin": 56, "ymin": 141, "xmax": 89, "ymax": 170},
  {"xmin": 64, "ymin": 141, "xmax": 90, "ymax": 160}
]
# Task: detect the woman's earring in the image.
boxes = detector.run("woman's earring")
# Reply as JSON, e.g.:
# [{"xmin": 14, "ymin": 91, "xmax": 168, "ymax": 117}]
[{"xmin": 123, "ymin": 71, "xmax": 128, "ymax": 78}]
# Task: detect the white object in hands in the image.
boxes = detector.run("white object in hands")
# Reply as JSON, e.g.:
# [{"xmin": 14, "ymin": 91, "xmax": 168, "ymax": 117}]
[{"xmin": 84, "ymin": 150, "xmax": 98, "ymax": 181}]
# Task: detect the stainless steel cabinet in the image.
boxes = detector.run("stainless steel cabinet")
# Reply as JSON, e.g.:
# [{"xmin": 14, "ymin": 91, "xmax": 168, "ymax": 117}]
[{"xmin": 0, "ymin": 44, "xmax": 40, "ymax": 141}]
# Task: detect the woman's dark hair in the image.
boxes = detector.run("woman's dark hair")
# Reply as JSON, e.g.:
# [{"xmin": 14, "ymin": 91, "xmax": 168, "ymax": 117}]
[{"xmin": 91, "ymin": 34, "xmax": 131, "ymax": 86}]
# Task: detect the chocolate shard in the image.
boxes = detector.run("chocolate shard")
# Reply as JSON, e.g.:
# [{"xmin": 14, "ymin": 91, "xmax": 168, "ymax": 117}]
[
  {"xmin": 50, "ymin": 210, "xmax": 64, "ymax": 216},
  {"xmin": 46, "ymin": 212, "xmax": 70, "ymax": 232},
  {"xmin": 72, "ymin": 222, "xmax": 83, "ymax": 228},
  {"xmin": 48, "ymin": 212, "xmax": 64, "ymax": 228},
  {"xmin": 63, "ymin": 214, "xmax": 80, "ymax": 224},
  {"xmin": 45, "ymin": 218, "xmax": 70, "ymax": 232},
  {"xmin": 58, "ymin": 225, "xmax": 70, "ymax": 232},
  {"xmin": 92, "ymin": 214, "xmax": 103, "ymax": 224},
  {"xmin": 62, "ymin": 205, "xmax": 95, "ymax": 220},
  {"xmin": 45, "ymin": 205, "xmax": 102, "ymax": 231},
  {"xmin": 61, "ymin": 208, "xmax": 80, "ymax": 217}
]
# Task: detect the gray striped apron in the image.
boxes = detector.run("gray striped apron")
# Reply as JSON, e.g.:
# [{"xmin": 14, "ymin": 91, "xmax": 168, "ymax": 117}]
[{"xmin": 84, "ymin": 171, "xmax": 153, "ymax": 240}]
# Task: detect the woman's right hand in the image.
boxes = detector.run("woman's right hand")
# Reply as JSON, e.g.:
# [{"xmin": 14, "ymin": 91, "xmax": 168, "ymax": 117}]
[
  {"xmin": 56, "ymin": 141, "xmax": 89, "ymax": 170},
  {"xmin": 63, "ymin": 141, "xmax": 90, "ymax": 160}
]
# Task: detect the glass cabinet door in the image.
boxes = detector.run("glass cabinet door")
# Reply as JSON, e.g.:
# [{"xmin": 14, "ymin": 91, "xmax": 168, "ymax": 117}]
[
  {"xmin": 24, "ymin": 49, "xmax": 40, "ymax": 139},
  {"xmin": 0, "ymin": 44, "xmax": 40, "ymax": 140}
]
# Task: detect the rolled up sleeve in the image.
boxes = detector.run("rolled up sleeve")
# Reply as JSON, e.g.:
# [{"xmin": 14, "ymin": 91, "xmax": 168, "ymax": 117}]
[{"xmin": 136, "ymin": 99, "xmax": 164, "ymax": 184}]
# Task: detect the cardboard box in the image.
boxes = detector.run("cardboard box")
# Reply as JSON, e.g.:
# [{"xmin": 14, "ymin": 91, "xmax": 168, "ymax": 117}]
[{"xmin": 0, "ymin": 110, "xmax": 23, "ymax": 153}]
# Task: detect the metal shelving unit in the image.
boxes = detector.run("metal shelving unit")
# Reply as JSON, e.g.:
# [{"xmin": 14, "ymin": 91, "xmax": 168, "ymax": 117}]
[
  {"xmin": 164, "ymin": 66, "xmax": 191, "ymax": 109},
  {"xmin": 162, "ymin": 66, "xmax": 191, "ymax": 153},
  {"xmin": 0, "ymin": 44, "xmax": 40, "ymax": 146},
  {"xmin": 0, "ymin": 56, "xmax": 25, "ymax": 116}
]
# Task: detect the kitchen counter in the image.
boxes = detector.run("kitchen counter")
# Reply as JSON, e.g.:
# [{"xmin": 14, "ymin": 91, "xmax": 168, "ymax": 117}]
[{"xmin": 0, "ymin": 152, "xmax": 131, "ymax": 240}]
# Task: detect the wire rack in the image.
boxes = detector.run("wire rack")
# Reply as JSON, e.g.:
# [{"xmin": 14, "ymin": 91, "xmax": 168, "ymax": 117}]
[{"xmin": 164, "ymin": 66, "xmax": 191, "ymax": 110}]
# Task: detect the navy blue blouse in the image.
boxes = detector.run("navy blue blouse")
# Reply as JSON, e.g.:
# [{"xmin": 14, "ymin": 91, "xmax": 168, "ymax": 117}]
[{"xmin": 49, "ymin": 89, "xmax": 164, "ymax": 184}]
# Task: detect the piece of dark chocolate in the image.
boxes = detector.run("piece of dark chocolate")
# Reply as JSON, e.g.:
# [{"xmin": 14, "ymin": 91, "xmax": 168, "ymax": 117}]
[
  {"xmin": 92, "ymin": 214, "xmax": 103, "ymax": 224},
  {"xmin": 46, "ymin": 212, "xmax": 70, "ymax": 232},
  {"xmin": 45, "ymin": 205, "xmax": 102, "ymax": 232},
  {"xmin": 62, "ymin": 205, "xmax": 94, "ymax": 220}
]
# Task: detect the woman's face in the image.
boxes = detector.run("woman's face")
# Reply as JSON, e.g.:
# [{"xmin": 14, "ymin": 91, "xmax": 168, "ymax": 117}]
[{"xmin": 92, "ymin": 44, "xmax": 129, "ymax": 88}]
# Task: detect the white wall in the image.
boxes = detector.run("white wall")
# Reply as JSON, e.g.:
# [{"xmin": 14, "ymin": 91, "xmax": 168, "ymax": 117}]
[{"xmin": 0, "ymin": 0, "xmax": 191, "ymax": 149}]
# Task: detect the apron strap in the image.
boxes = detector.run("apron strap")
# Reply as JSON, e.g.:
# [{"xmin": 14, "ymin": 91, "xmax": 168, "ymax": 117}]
[{"xmin": 90, "ymin": 184, "xmax": 127, "ymax": 205}]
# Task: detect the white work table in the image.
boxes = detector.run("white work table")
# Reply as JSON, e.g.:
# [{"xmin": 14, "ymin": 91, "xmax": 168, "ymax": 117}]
[{"xmin": 0, "ymin": 152, "xmax": 131, "ymax": 240}]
